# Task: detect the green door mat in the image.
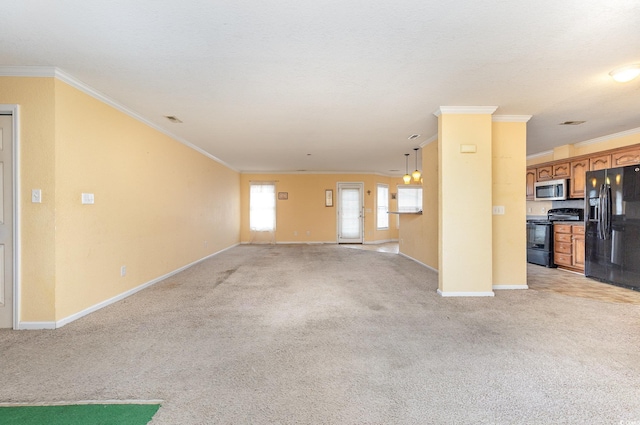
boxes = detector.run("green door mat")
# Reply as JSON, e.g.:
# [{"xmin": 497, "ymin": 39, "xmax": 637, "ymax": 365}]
[{"xmin": 0, "ymin": 403, "xmax": 161, "ymax": 425}]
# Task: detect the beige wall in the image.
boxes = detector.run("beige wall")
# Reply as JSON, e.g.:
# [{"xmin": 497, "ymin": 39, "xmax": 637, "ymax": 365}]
[
  {"xmin": 240, "ymin": 173, "xmax": 400, "ymax": 244},
  {"xmin": 0, "ymin": 77, "xmax": 57, "ymax": 321},
  {"xmin": 492, "ymin": 121, "xmax": 527, "ymax": 287},
  {"xmin": 398, "ymin": 142, "xmax": 438, "ymax": 269},
  {"xmin": 438, "ymin": 113, "xmax": 494, "ymax": 294},
  {"xmin": 1, "ymin": 76, "xmax": 241, "ymax": 324}
]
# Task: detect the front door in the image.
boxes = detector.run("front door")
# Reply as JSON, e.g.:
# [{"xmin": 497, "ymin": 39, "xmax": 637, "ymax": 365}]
[
  {"xmin": 0, "ymin": 115, "xmax": 13, "ymax": 328},
  {"xmin": 337, "ymin": 182, "xmax": 363, "ymax": 243}
]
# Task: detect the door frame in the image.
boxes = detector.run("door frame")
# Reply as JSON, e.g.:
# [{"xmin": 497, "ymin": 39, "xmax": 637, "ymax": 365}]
[
  {"xmin": 0, "ymin": 104, "xmax": 20, "ymax": 329},
  {"xmin": 336, "ymin": 182, "xmax": 364, "ymax": 243}
]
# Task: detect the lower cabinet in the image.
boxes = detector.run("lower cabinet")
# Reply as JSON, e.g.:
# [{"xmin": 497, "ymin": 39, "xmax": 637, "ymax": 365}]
[{"xmin": 554, "ymin": 224, "xmax": 585, "ymax": 272}]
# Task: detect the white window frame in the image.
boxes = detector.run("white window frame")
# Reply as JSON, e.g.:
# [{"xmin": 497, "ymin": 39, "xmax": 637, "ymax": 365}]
[
  {"xmin": 397, "ymin": 185, "xmax": 423, "ymax": 213},
  {"xmin": 376, "ymin": 184, "xmax": 389, "ymax": 230},
  {"xmin": 249, "ymin": 182, "xmax": 276, "ymax": 231}
]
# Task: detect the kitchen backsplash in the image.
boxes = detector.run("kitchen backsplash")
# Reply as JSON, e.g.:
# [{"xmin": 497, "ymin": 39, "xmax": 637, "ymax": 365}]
[{"xmin": 552, "ymin": 199, "xmax": 584, "ymax": 209}]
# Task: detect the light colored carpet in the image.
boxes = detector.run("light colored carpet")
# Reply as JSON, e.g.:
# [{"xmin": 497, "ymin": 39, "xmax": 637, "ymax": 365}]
[{"xmin": 2, "ymin": 244, "xmax": 640, "ymax": 424}]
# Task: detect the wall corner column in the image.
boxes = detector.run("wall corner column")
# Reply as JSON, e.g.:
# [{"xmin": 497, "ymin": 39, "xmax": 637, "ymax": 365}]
[{"xmin": 435, "ymin": 106, "xmax": 497, "ymax": 297}]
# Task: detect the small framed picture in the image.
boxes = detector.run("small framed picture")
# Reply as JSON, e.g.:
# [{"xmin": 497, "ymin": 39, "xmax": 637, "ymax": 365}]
[
  {"xmin": 325, "ymin": 189, "xmax": 333, "ymax": 207},
  {"xmin": 278, "ymin": 192, "xmax": 288, "ymax": 200}
]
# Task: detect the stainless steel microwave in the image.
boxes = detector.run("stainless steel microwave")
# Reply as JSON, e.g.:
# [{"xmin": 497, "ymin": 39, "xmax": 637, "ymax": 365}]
[{"xmin": 534, "ymin": 179, "xmax": 568, "ymax": 201}]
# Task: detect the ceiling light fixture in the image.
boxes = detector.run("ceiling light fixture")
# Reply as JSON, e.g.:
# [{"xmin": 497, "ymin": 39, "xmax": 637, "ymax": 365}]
[
  {"xmin": 412, "ymin": 148, "xmax": 421, "ymax": 182},
  {"xmin": 609, "ymin": 64, "xmax": 640, "ymax": 83},
  {"xmin": 403, "ymin": 154, "xmax": 411, "ymax": 184}
]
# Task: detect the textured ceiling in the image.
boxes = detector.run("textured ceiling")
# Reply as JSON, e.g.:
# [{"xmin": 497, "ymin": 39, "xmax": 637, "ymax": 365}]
[{"xmin": 1, "ymin": 0, "xmax": 639, "ymax": 174}]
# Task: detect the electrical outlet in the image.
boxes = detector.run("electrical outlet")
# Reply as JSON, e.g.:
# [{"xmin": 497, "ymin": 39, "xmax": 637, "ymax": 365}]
[
  {"xmin": 120, "ymin": 266, "xmax": 126, "ymax": 277},
  {"xmin": 492, "ymin": 206, "xmax": 505, "ymax": 215},
  {"xmin": 306, "ymin": 230, "xmax": 310, "ymax": 236}
]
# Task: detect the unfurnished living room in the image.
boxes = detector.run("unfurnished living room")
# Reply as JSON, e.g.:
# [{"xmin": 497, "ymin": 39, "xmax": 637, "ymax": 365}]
[{"xmin": 1, "ymin": 1, "xmax": 640, "ymax": 424}]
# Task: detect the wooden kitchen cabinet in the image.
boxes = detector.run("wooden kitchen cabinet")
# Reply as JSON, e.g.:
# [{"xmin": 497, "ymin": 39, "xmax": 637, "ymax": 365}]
[
  {"xmin": 569, "ymin": 159, "xmax": 588, "ymax": 199},
  {"xmin": 612, "ymin": 148, "xmax": 640, "ymax": 167},
  {"xmin": 553, "ymin": 224, "xmax": 584, "ymax": 272},
  {"xmin": 590, "ymin": 154, "xmax": 611, "ymax": 171},
  {"xmin": 537, "ymin": 163, "xmax": 569, "ymax": 181},
  {"xmin": 526, "ymin": 168, "xmax": 536, "ymax": 200},
  {"xmin": 536, "ymin": 165, "xmax": 553, "ymax": 181},
  {"xmin": 573, "ymin": 226, "xmax": 585, "ymax": 270},
  {"xmin": 552, "ymin": 162, "xmax": 570, "ymax": 179}
]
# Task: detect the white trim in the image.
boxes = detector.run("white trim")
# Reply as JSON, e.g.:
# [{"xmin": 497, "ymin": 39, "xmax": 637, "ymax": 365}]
[
  {"xmin": 240, "ymin": 170, "xmax": 397, "ymax": 176},
  {"xmin": 0, "ymin": 400, "xmax": 163, "ymax": 407},
  {"xmin": 52, "ymin": 243, "xmax": 239, "ymax": 329},
  {"xmin": 437, "ymin": 289, "xmax": 495, "ymax": 297},
  {"xmin": 574, "ymin": 126, "xmax": 640, "ymax": 148},
  {"xmin": 433, "ymin": 106, "xmax": 498, "ymax": 117},
  {"xmin": 0, "ymin": 104, "xmax": 20, "ymax": 330},
  {"xmin": 363, "ymin": 239, "xmax": 398, "ymax": 245},
  {"xmin": 526, "ymin": 150, "xmax": 554, "ymax": 161},
  {"xmin": 275, "ymin": 241, "xmax": 337, "ymax": 245},
  {"xmin": 0, "ymin": 66, "xmax": 238, "ymax": 172},
  {"xmin": 493, "ymin": 284, "xmax": 529, "ymax": 290},
  {"xmin": 420, "ymin": 134, "xmax": 438, "ymax": 147},
  {"xmin": 0, "ymin": 66, "xmax": 56, "ymax": 77},
  {"xmin": 492, "ymin": 115, "xmax": 532, "ymax": 123},
  {"xmin": 18, "ymin": 321, "xmax": 56, "ymax": 330},
  {"xmin": 398, "ymin": 252, "xmax": 439, "ymax": 273}
]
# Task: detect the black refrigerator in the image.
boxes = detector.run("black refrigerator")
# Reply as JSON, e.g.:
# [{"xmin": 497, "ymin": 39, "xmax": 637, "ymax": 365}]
[{"xmin": 585, "ymin": 164, "xmax": 640, "ymax": 291}]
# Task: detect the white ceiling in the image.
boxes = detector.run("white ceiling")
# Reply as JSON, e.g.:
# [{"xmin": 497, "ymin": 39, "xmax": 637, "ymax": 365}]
[{"xmin": 1, "ymin": 0, "xmax": 639, "ymax": 174}]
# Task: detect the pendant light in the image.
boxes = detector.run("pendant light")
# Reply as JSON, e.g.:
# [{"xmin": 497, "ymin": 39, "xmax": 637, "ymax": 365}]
[
  {"xmin": 403, "ymin": 153, "xmax": 411, "ymax": 184},
  {"xmin": 411, "ymin": 147, "xmax": 421, "ymax": 182}
]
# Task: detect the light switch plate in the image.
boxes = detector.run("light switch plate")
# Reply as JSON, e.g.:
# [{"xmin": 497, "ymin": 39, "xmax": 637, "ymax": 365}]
[
  {"xmin": 31, "ymin": 189, "xmax": 42, "ymax": 203},
  {"xmin": 492, "ymin": 206, "xmax": 505, "ymax": 215},
  {"xmin": 81, "ymin": 193, "xmax": 95, "ymax": 205}
]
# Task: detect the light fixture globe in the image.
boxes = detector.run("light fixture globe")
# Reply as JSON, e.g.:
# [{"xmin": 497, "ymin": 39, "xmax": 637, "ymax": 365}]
[
  {"xmin": 403, "ymin": 153, "xmax": 411, "ymax": 184},
  {"xmin": 412, "ymin": 148, "xmax": 421, "ymax": 182},
  {"xmin": 609, "ymin": 64, "xmax": 640, "ymax": 83}
]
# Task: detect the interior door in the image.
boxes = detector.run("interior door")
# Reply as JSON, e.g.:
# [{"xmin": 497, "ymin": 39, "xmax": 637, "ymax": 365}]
[
  {"xmin": 337, "ymin": 183, "xmax": 363, "ymax": 243},
  {"xmin": 0, "ymin": 115, "xmax": 13, "ymax": 328}
]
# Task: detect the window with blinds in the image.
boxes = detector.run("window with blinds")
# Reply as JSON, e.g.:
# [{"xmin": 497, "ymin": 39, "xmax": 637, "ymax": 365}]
[
  {"xmin": 377, "ymin": 184, "xmax": 389, "ymax": 229},
  {"xmin": 249, "ymin": 183, "xmax": 276, "ymax": 231}
]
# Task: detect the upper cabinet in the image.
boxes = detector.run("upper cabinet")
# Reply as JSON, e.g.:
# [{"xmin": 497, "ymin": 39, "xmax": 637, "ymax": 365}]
[
  {"xmin": 590, "ymin": 154, "xmax": 611, "ymax": 171},
  {"xmin": 569, "ymin": 159, "xmax": 588, "ymax": 198},
  {"xmin": 527, "ymin": 143, "xmax": 640, "ymax": 200},
  {"xmin": 536, "ymin": 162, "xmax": 569, "ymax": 181},
  {"xmin": 612, "ymin": 148, "xmax": 640, "ymax": 167},
  {"xmin": 526, "ymin": 169, "xmax": 536, "ymax": 200}
]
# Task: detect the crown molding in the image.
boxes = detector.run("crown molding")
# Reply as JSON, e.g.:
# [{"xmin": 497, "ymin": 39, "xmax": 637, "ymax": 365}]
[
  {"xmin": 433, "ymin": 106, "xmax": 498, "ymax": 117},
  {"xmin": 492, "ymin": 115, "xmax": 532, "ymax": 123},
  {"xmin": 419, "ymin": 133, "xmax": 438, "ymax": 147},
  {"xmin": 574, "ymin": 126, "xmax": 640, "ymax": 148},
  {"xmin": 0, "ymin": 66, "xmax": 238, "ymax": 172},
  {"xmin": 0, "ymin": 66, "xmax": 57, "ymax": 77},
  {"xmin": 526, "ymin": 150, "xmax": 554, "ymax": 160}
]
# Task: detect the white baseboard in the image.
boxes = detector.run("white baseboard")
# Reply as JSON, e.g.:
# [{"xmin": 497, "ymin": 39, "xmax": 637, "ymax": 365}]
[
  {"xmin": 21, "ymin": 243, "xmax": 240, "ymax": 330},
  {"xmin": 17, "ymin": 321, "xmax": 56, "ymax": 330},
  {"xmin": 493, "ymin": 284, "xmax": 529, "ymax": 290},
  {"xmin": 398, "ymin": 252, "xmax": 439, "ymax": 273},
  {"xmin": 437, "ymin": 289, "xmax": 495, "ymax": 297},
  {"xmin": 363, "ymin": 239, "xmax": 398, "ymax": 245},
  {"xmin": 276, "ymin": 241, "xmax": 337, "ymax": 245}
]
